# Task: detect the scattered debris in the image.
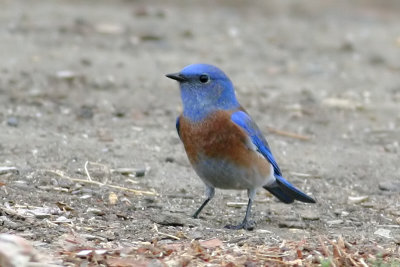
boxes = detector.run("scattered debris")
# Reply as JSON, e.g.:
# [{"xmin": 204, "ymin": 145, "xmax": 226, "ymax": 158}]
[
  {"xmin": 322, "ymin": 98, "xmax": 363, "ymax": 110},
  {"xmin": 348, "ymin": 195, "xmax": 369, "ymax": 204},
  {"xmin": 327, "ymin": 219, "xmax": 344, "ymax": 226},
  {"xmin": 57, "ymin": 235, "xmax": 400, "ymax": 266},
  {"xmin": 0, "ymin": 166, "xmax": 19, "ymax": 175},
  {"xmin": 111, "ymin": 167, "xmax": 150, "ymax": 177},
  {"xmin": 0, "ymin": 234, "xmax": 53, "ymax": 267},
  {"xmin": 153, "ymin": 224, "xmax": 180, "ymax": 240},
  {"xmin": 199, "ymin": 238, "xmax": 223, "ymax": 249},
  {"xmin": 374, "ymin": 229, "xmax": 392, "ymax": 239},
  {"xmin": 45, "ymin": 168, "xmax": 157, "ymax": 196}
]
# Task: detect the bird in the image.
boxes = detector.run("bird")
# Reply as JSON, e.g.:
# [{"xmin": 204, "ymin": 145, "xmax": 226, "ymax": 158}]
[{"xmin": 166, "ymin": 63, "xmax": 316, "ymax": 230}]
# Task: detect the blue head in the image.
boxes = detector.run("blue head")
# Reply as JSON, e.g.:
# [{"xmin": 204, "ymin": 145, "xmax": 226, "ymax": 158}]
[{"xmin": 166, "ymin": 64, "xmax": 240, "ymax": 122}]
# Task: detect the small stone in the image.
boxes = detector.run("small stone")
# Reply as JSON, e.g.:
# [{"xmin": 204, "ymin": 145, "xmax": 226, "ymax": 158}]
[
  {"xmin": 278, "ymin": 221, "xmax": 306, "ymax": 229},
  {"xmin": 7, "ymin": 117, "xmax": 18, "ymax": 127},
  {"xmin": 56, "ymin": 70, "xmax": 79, "ymax": 80},
  {"xmin": 134, "ymin": 169, "xmax": 146, "ymax": 177},
  {"xmin": 76, "ymin": 250, "xmax": 93, "ymax": 257},
  {"xmin": 190, "ymin": 230, "xmax": 203, "ymax": 240},
  {"xmin": 348, "ymin": 196, "xmax": 369, "ymax": 204},
  {"xmin": 94, "ymin": 249, "xmax": 107, "ymax": 255},
  {"xmin": 54, "ymin": 216, "xmax": 72, "ymax": 223},
  {"xmin": 151, "ymin": 213, "xmax": 184, "ymax": 227},
  {"xmin": 341, "ymin": 211, "xmax": 350, "ymax": 217},
  {"xmin": 87, "ymin": 208, "xmax": 105, "ymax": 216},
  {"xmin": 300, "ymin": 210, "xmax": 320, "ymax": 221},
  {"xmin": 374, "ymin": 228, "xmax": 391, "ymax": 239},
  {"xmin": 111, "ymin": 167, "xmax": 149, "ymax": 177},
  {"xmin": 390, "ymin": 210, "xmax": 400, "ymax": 216},
  {"xmin": 147, "ymin": 259, "xmax": 164, "ymax": 267},
  {"xmin": 379, "ymin": 181, "xmax": 400, "ymax": 192},
  {"xmin": 393, "ymin": 234, "xmax": 400, "ymax": 245},
  {"xmin": 77, "ymin": 105, "xmax": 94, "ymax": 119},
  {"xmin": 34, "ymin": 213, "xmax": 51, "ymax": 219},
  {"xmin": 140, "ymin": 34, "xmax": 162, "ymax": 41},
  {"xmin": 95, "ymin": 23, "xmax": 124, "ymax": 35},
  {"xmin": 360, "ymin": 202, "xmax": 375, "ymax": 208},
  {"xmin": 256, "ymin": 229, "xmax": 272, "ymax": 234},
  {"xmin": 0, "ymin": 167, "xmax": 19, "ymax": 175},
  {"xmin": 327, "ymin": 219, "xmax": 344, "ymax": 226},
  {"xmin": 0, "ymin": 234, "xmax": 40, "ymax": 266},
  {"xmin": 81, "ymin": 234, "xmax": 107, "ymax": 242},
  {"xmin": 4, "ymin": 219, "xmax": 20, "ymax": 229},
  {"xmin": 226, "ymin": 202, "xmax": 247, "ymax": 208},
  {"xmin": 165, "ymin": 157, "xmax": 174, "ymax": 163}
]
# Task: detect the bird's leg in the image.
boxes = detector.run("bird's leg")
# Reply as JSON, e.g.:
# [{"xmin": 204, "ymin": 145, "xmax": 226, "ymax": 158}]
[
  {"xmin": 192, "ymin": 185, "xmax": 215, "ymax": 219},
  {"xmin": 193, "ymin": 198, "xmax": 211, "ymax": 218},
  {"xmin": 225, "ymin": 189, "xmax": 256, "ymax": 230}
]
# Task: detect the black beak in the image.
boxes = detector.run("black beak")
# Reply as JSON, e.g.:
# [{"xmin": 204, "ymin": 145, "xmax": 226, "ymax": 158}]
[{"xmin": 165, "ymin": 72, "xmax": 187, "ymax": 82}]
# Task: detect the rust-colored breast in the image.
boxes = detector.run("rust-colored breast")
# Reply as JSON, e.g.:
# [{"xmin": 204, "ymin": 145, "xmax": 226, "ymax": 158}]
[{"xmin": 178, "ymin": 110, "xmax": 269, "ymax": 175}]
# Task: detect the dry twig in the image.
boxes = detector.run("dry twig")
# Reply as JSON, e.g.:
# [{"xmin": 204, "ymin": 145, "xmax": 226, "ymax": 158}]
[
  {"xmin": 267, "ymin": 127, "xmax": 311, "ymax": 141},
  {"xmin": 153, "ymin": 224, "xmax": 180, "ymax": 240},
  {"xmin": 44, "ymin": 169, "xmax": 157, "ymax": 196}
]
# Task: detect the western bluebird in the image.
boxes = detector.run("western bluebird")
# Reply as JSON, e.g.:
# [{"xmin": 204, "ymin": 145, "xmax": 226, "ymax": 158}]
[{"xmin": 166, "ymin": 64, "xmax": 315, "ymax": 230}]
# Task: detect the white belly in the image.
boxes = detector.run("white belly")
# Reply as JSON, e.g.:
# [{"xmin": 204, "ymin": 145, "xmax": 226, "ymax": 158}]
[{"xmin": 192, "ymin": 154, "xmax": 275, "ymax": 190}]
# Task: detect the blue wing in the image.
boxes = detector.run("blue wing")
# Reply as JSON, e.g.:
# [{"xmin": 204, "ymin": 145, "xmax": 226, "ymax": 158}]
[
  {"xmin": 176, "ymin": 116, "xmax": 181, "ymax": 139},
  {"xmin": 231, "ymin": 110, "xmax": 282, "ymax": 176},
  {"xmin": 231, "ymin": 110, "xmax": 316, "ymax": 204}
]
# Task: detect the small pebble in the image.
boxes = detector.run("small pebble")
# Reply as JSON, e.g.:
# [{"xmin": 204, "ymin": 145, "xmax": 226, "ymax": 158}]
[
  {"xmin": 77, "ymin": 105, "xmax": 94, "ymax": 119},
  {"xmin": 147, "ymin": 259, "xmax": 164, "ymax": 267},
  {"xmin": 327, "ymin": 219, "xmax": 344, "ymax": 226},
  {"xmin": 255, "ymin": 229, "xmax": 272, "ymax": 234},
  {"xmin": 278, "ymin": 221, "xmax": 306, "ymax": 229},
  {"xmin": 374, "ymin": 228, "xmax": 391, "ymax": 239},
  {"xmin": 7, "ymin": 117, "xmax": 18, "ymax": 127},
  {"xmin": 151, "ymin": 213, "xmax": 184, "ymax": 227},
  {"xmin": 34, "ymin": 213, "xmax": 51, "ymax": 219},
  {"xmin": 300, "ymin": 210, "xmax": 320, "ymax": 221},
  {"xmin": 348, "ymin": 196, "xmax": 369, "ymax": 204},
  {"xmin": 87, "ymin": 208, "xmax": 105, "ymax": 216},
  {"xmin": 379, "ymin": 181, "xmax": 400, "ymax": 192},
  {"xmin": 165, "ymin": 157, "xmax": 175, "ymax": 163},
  {"xmin": 0, "ymin": 166, "xmax": 19, "ymax": 175}
]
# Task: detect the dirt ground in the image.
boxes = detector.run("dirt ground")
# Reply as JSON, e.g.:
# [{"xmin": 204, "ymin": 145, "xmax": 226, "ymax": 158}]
[{"xmin": 1, "ymin": 0, "xmax": 399, "ymax": 265}]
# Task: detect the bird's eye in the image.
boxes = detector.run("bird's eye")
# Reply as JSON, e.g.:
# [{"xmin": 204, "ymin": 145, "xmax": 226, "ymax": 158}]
[{"xmin": 199, "ymin": 74, "xmax": 210, "ymax": 83}]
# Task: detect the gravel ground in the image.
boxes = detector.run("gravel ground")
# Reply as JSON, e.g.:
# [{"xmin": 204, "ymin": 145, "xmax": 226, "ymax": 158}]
[{"xmin": 0, "ymin": 0, "xmax": 399, "ymax": 265}]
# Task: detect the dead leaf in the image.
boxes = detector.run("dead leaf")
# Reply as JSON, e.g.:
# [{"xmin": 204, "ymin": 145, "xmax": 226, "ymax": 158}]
[
  {"xmin": 109, "ymin": 192, "xmax": 118, "ymax": 205},
  {"xmin": 200, "ymin": 238, "xmax": 223, "ymax": 249}
]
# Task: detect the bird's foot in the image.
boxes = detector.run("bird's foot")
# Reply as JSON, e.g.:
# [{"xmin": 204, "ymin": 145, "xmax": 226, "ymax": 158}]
[{"xmin": 224, "ymin": 220, "xmax": 255, "ymax": 231}]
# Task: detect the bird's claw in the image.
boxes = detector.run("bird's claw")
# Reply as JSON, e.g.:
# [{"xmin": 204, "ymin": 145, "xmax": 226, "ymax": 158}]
[{"xmin": 224, "ymin": 220, "xmax": 255, "ymax": 231}]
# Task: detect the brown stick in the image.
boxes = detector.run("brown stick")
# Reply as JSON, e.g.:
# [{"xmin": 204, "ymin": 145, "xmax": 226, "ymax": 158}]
[{"xmin": 267, "ymin": 127, "xmax": 311, "ymax": 141}]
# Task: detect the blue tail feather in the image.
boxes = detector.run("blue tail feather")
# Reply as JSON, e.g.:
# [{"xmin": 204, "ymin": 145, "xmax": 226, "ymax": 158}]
[
  {"xmin": 264, "ymin": 175, "xmax": 316, "ymax": 204},
  {"xmin": 264, "ymin": 186, "xmax": 295, "ymax": 204}
]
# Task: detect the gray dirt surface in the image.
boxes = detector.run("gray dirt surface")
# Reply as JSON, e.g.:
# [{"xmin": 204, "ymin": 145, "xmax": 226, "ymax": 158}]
[{"xmin": 1, "ymin": 0, "xmax": 399, "ymax": 263}]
